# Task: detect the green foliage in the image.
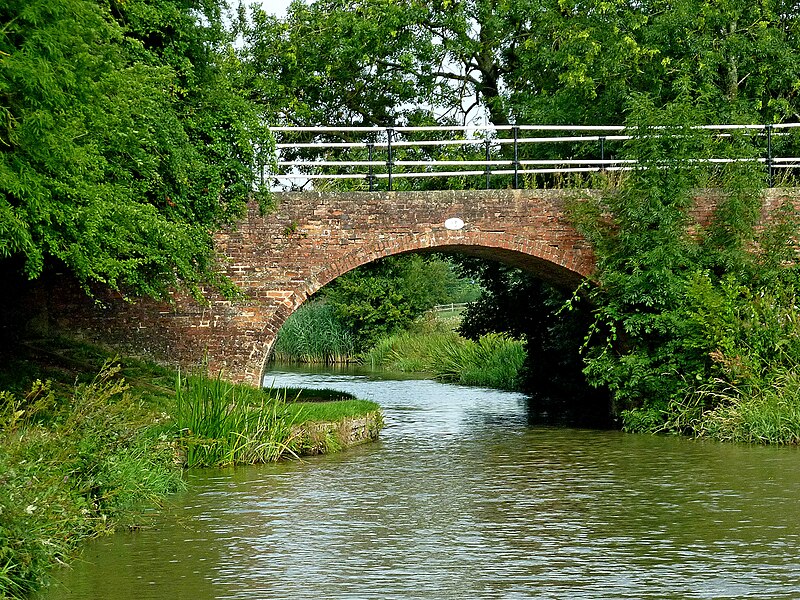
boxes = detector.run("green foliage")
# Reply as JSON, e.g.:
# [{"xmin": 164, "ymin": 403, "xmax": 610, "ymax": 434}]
[
  {"xmin": 430, "ymin": 332, "xmax": 525, "ymax": 390},
  {"xmin": 321, "ymin": 255, "xmax": 457, "ymax": 348},
  {"xmin": 454, "ymin": 257, "xmax": 596, "ymax": 400},
  {"xmin": 573, "ymin": 95, "xmax": 800, "ymax": 441},
  {"xmin": 0, "ymin": 364, "xmax": 184, "ymax": 598},
  {"xmin": 363, "ymin": 319, "xmax": 525, "ymax": 390},
  {"xmin": 0, "ymin": 337, "xmax": 385, "ymax": 597},
  {"xmin": 174, "ymin": 372, "xmax": 298, "ymax": 467},
  {"xmin": 271, "ymin": 301, "xmax": 356, "ymax": 364},
  {"xmin": 174, "ymin": 371, "xmax": 384, "ymax": 467},
  {"xmin": 272, "ymin": 256, "xmax": 473, "ymax": 363},
  {"xmin": 695, "ymin": 369, "xmax": 800, "ymax": 444},
  {"xmin": 0, "ymin": 0, "xmax": 269, "ymax": 299},
  {"xmin": 243, "ymin": 0, "xmax": 800, "ymax": 132}
]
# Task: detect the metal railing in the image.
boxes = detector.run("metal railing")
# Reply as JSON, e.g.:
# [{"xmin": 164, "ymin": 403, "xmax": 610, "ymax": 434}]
[{"xmin": 267, "ymin": 123, "xmax": 800, "ymax": 191}]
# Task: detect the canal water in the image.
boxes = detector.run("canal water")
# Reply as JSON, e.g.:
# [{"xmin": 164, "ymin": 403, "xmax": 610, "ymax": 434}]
[{"xmin": 39, "ymin": 367, "xmax": 800, "ymax": 599}]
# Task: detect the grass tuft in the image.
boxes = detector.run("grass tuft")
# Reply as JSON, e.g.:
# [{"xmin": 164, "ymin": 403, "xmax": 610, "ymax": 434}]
[
  {"xmin": 362, "ymin": 320, "xmax": 524, "ymax": 390},
  {"xmin": 271, "ymin": 301, "xmax": 356, "ymax": 364},
  {"xmin": 174, "ymin": 371, "xmax": 300, "ymax": 467}
]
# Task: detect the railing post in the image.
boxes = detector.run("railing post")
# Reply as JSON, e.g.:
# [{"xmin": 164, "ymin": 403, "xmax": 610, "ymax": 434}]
[
  {"xmin": 766, "ymin": 123, "xmax": 774, "ymax": 187},
  {"xmin": 512, "ymin": 125, "xmax": 520, "ymax": 189},
  {"xmin": 366, "ymin": 142, "xmax": 375, "ymax": 192},
  {"xmin": 386, "ymin": 127, "xmax": 394, "ymax": 192},
  {"xmin": 484, "ymin": 139, "xmax": 492, "ymax": 189},
  {"xmin": 599, "ymin": 136, "xmax": 606, "ymax": 173}
]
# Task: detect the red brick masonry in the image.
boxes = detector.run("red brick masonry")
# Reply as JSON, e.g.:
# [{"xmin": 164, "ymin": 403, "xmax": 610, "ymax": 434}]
[{"xmin": 39, "ymin": 188, "xmax": 799, "ymax": 385}]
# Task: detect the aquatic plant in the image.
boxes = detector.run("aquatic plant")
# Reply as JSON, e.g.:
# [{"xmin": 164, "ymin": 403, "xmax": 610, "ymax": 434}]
[
  {"xmin": 429, "ymin": 333, "xmax": 525, "ymax": 390},
  {"xmin": 658, "ymin": 368, "xmax": 800, "ymax": 444},
  {"xmin": 271, "ymin": 301, "xmax": 356, "ymax": 364},
  {"xmin": 174, "ymin": 371, "xmax": 299, "ymax": 467},
  {"xmin": 362, "ymin": 321, "xmax": 525, "ymax": 391}
]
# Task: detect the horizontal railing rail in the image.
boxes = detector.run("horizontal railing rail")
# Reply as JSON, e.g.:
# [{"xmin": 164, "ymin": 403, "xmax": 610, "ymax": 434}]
[
  {"xmin": 431, "ymin": 302, "xmax": 469, "ymax": 313},
  {"xmin": 266, "ymin": 123, "xmax": 800, "ymax": 191}
]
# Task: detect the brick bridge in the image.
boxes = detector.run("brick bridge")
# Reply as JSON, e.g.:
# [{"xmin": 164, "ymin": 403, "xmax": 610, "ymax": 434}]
[{"xmin": 44, "ymin": 188, "xmax": 794, "ymax": 385}]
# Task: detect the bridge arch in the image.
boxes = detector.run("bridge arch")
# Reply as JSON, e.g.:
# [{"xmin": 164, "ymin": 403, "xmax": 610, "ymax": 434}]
[
  {"xmin": 39, "ymin": 189, "xmax": 597, "ymax": 385},
  {"xmin": 261, "ymin": 232, "xmax": 591, "ymax": 384},
  {"xmin": 30, "ymin": 189, "xmax": 799, "ymax": 386},
  {"xmin": 240, "ymin": 191, "xmax": 596, "ymax": 385}
]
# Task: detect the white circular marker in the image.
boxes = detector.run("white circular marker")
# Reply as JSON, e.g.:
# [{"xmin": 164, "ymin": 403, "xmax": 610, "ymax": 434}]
[{"xmin": 444, "ymin": 217, "xmax": 465, "ymax": 230}]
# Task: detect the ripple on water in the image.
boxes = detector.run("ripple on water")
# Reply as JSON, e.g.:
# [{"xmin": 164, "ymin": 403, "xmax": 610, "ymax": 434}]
[{"xmin": 38, "ymin": 368, "xmax": 800, "ymax": 600}]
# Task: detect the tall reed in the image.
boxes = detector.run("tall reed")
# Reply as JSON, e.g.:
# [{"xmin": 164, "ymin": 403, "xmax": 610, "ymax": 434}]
[
  {"xmin": 696, "ymin": 369, "xmax": 800, "ymax": 444},
  {"xmin": 271, "ymin": 301, "xmax": 356, "ymax": 364},
  {"xmin": 362, "ymin": 322, "xmax": 525, "ymax": 390},
  {"xmin": 174, "ymin": 372, "xmax": 299, "ymax": 467}
]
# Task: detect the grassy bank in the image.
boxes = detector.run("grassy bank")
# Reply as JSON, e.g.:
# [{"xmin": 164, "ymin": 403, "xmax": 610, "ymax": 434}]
[
  {"xmin": 272, "ymin": 304, "xmax": 526, "ymax": 391},
  {"xmin": 363, "ymin": 319, "xmax": 525, "ymax": 391},
  {"xmin": 0, "ymin": 338, "xmax": 381, "ymax": 599}
]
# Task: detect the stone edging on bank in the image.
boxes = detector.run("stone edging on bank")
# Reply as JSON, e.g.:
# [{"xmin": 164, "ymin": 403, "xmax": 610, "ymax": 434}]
[{"xmin": 291, "ymin": 410, "xmax": 384, "ymax": 456}]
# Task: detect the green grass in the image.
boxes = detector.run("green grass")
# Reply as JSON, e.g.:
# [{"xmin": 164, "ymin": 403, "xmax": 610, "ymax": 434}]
[
  {"xmin": 282, "ymin": 387, "xmax": 358, "ymax": 403},
  {"xmin": 0, "ymin": 362, "xmax": 184, "ymax": 599},
  {"xmin": 629, "ymin": 365, "xmax": 800, "ymax": 445},
  {"xmin": 362, "ymin": 320, "xmax": 525, "ymax": 390},
  {"xmin": 174, "ymin": 372, "xmax": 299, "ymax": 467},
  {"xmin": 695, "ymin": 369, "xmax": 800, "ymax": 444},
  {"xmin": 0, "ymin": 337, "xmax": 383, "ymax": 599},
  {"xmin": 286, "ymin": 399, "xmax": 381, "ymax": 423},
  {"xmin": 271, "ymin": 301, "xmax": 356, "ymax": 364}
]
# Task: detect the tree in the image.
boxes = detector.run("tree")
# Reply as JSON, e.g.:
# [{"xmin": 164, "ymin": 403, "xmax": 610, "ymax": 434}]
[
  {"xmin": 242, "ymin": 0, "xmax": 800, "ymax": 130},
  {"xmin": 571, "ymin": 94, "xmax": 800, "ymax": 433},
  {"xmin": 320, "ymin": 255, "xmax": 455, "ymax": 347},
  {"xmin": 454, "ymin": 258, "xmax": 602, "ymax": 412},
  {"xmin": 0, "ymin": 0, "xmax": 268, "ymax": 299}
]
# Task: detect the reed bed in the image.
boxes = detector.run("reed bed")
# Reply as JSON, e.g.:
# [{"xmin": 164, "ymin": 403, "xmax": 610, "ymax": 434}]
[
  {"xmin": 174, "ymin": 372, "xmax": 299, "ymax": 467},
  {"xmin": 695, "ymin": 369, "xmax": 800, "ymax": 444},
  {"xmin": 429, "ymin": 333, "xmax": 526, "ymax": 390},
  {"xmin": 363, "ymin": 323, "xmax": 525, "ymax": 391},
  {"xmin": 271, "ymin": 301, "xmax": 356, "ymax": 364}
]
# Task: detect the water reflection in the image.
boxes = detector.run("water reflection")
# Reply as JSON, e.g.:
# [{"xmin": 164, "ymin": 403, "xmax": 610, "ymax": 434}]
[{"xmin": 40, "ymin": 367, "xmax": 800, "ymax": 599}]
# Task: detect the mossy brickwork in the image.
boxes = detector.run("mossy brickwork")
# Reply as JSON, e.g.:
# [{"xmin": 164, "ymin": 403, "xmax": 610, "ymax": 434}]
[{"xmin": 292, "ymin": 411, "xmax": 384, "ymax": 455}]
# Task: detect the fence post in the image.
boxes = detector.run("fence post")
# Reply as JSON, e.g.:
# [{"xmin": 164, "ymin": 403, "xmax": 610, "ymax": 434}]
[
  {"xmin": 766, "ymin": 123, "xmax": 774, "ymax": 187},
  {"xmin": 599, "ymin": 136, "xmax": 606, "ymax": 173},
  {"xmin": 484, "ymin": 139, "xmax": 492, "ymax": 189},
  {"xmin": 366, "ymin": 142, "xmax": 375, "ymax": 192},
  {"xmin": 386, "ymin": 127, "xmax": 394, "ymax": 192},
  {"xmin": 512, "ymin": 125, "xmax": 520, "ymax": 189}
]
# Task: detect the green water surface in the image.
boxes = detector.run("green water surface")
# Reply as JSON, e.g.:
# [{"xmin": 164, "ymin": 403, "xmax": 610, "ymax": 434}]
[{"xmin": 38, "ymin": 369, "xmax": 800, "ymax": 599}]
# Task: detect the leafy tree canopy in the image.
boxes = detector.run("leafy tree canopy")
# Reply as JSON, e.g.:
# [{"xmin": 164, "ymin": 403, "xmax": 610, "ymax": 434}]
[
  {"xmin": 1, "ymin": 0, "xmax": 268, "ymax": 298},
  {"xmin": 320, "ymin": 255, "xmax": 458, "ymax": 347},
  {"xmin": 241, "ymin": 0, "xmax": 800, "ymax": 127}
]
